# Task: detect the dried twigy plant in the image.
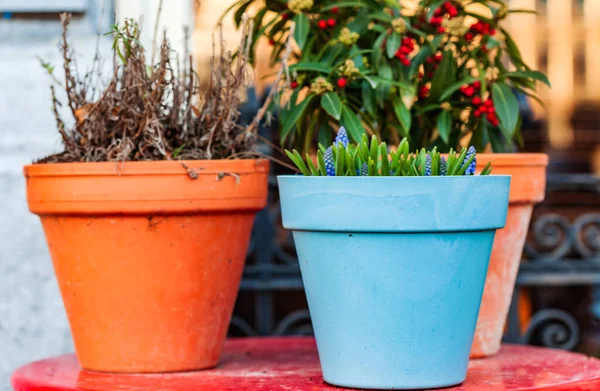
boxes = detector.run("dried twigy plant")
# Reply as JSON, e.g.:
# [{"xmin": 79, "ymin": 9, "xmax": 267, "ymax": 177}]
[{"xmin": 38, "ymin": 13, "xmax": 264, "ymax": 163}]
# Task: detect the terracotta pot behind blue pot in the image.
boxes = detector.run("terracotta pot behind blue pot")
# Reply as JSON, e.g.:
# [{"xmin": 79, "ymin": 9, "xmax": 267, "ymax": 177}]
[{"xmin": 278, "ymin": 175, "xmax": 510, "ymax": 390}]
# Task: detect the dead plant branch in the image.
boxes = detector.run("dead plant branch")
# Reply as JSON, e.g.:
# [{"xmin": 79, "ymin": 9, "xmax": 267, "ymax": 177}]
[{"xmin": 39, "ymin": 14, "xmax": 257, "ymax": 164}]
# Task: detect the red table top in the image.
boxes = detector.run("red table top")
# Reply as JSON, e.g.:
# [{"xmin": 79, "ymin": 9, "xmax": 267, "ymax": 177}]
[{"xmin": 11, "ymin": 337, "xmax": 600, "ymax": 391}]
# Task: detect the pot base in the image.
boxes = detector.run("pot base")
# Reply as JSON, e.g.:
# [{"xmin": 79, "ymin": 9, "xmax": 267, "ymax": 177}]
[
  {"xmin": 295, "ymin": 230, "xmax": 495, "ymax": 390},
  {"xmin": 323, "ymin": 378, "xmax": 464, "ymax": 390}
]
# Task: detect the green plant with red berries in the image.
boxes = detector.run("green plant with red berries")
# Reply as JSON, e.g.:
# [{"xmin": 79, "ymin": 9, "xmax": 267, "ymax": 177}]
[{"xmin": 226, "ymin": 0, "xmax": 549, "ymax": 153}]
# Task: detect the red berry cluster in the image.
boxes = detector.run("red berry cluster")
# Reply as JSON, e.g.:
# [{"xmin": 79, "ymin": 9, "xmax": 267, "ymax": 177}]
[
  {"xmin": 428, "ymin": 16, "xmax": 445, "ymax": 34},
  {"xmin": 434, "ymin": 1, "xmax": 458, "ymax": 18},
  {"xmin": 459, "ymin": 80, "xmax": 479, "ymax": 98},
  {"xmin": 395, "ymin": 37, "xmax": 415, "ymax": 66},
  {"xmin": 337, "ymin": 78, "xmax": 348, "ymax": 88},
  {"xmin": 470, "ymin": 20, "xmax": 495, "ymax": 36},
  {"xmin": 291, "ymin": 81, "xmax": 299, "ymax": 89},
  {"xmin": 318, "ymin": 18, "xmax": 336, "ymax": 29},
  {"xmin": 419, "ymin": 85, "xmax": 430, "ymax": 98},
  {"xmin": 428, "ymin": 2, "xmax": 459, "ymax": 33},
  {"xmin": 424, "ymin": 52, "xmax": 443, "ymax": 77},
  {"xmin": 473, "ymin": 98, "xmax": 499, "ymax": 126}
]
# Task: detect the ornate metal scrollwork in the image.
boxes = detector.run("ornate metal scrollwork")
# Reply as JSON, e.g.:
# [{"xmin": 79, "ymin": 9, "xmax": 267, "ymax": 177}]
[
  {"xmin": 572, "ymin": 213, "xmax": 600, "ymax": 258},
  {"xmin": 230, "ymin": 316, "xmax": 258, "ymax": 337},
  {"xmin": 524, "ymin": 214, "xmax": 573, "ymax": 260},
  {"xmin": 524, "ymin": 212, "xmax": 600, "ymax": 260},
  {"xmin": 273, "ymin": 310, "xmax": 313, "ymax": 336},
  {"xmin": 523, "ymin": 309, "xmax": 580, "ymax": 351}
]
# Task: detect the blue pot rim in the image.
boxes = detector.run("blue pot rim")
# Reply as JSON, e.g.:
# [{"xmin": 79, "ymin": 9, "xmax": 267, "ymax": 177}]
[{"xmin": 277, "ymin": 175, "xmax": 511, "ymax": 232}]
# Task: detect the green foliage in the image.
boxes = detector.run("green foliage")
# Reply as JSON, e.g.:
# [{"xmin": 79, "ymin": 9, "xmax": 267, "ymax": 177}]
[
  {"xmin": 104, "ymin": 20, "xmax": 142, "ymax": 64},
  {"xmin": 285, "ymin": 134, "xmax": 492, "ymax": 177},
  {"xmin": 227, "ymin": 0, "xmax": 549, "ymax": 154}
]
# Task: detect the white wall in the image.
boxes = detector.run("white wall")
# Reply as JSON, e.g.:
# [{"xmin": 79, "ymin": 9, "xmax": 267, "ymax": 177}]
[
  {"xmin": 0, "ymin": 35, "xmax": 112, "ymax": 391},
  {"xmin": 115, "ymin": 0, "xmax": 195, "ymax": 56}
]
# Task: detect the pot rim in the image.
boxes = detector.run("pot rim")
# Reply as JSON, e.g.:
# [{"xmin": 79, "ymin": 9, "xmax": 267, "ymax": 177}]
[
  {"xmin": 25, "ymin": 159, "xmax": 270, "ymax": 215},
  {"xmin": 277, "ymin": 174, "xmax": 511, "ymax": 180},
  {"xmin": 24, "ymin": 158, "xmax": 270, "ymax": 177},
  {"xmin": 475, "ymin": 153, "xmax": 549, "ymax": 167},
  {"xmin": 277, "ymin": 174, "xmax": 511, "ymax": 232}
]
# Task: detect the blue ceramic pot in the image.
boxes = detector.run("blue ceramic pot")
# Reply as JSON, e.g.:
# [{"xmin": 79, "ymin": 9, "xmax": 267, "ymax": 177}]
[{"xmin": 278, "ymin": 176, "xmax": 510, "ymax": 390}]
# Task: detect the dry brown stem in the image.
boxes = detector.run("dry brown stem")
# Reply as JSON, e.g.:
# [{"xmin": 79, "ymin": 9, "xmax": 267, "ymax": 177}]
[{"xmin": 39, "ymin": 13, "xmax": 261, "ymax": 164}]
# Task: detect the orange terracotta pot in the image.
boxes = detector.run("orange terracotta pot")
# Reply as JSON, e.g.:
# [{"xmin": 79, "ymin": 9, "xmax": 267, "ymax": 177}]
[
  {"xmin": 24, "ymin": 159, "xmax": 269, "ymax": 373},
  {"xmin": 470, "ymin": 153, "xmax": 548, "ymax": 358}
]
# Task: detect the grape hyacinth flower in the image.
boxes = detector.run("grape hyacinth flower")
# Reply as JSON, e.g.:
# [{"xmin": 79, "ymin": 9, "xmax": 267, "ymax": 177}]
[
  {"xmin": 424, "ymin": 154, "xmax": 432, "ymax": 176},
  {"xmin": 440, "ymin": 156, "xmax": 447, "ymax": 176},
  {"xmin": 334, "ymin": 126, "xmax": 349, "ymax": 147},
  {"xmin": 360, "ymin": 162, "xmax": 368, "ymax": 176},
  {"xmin": 324, "ymin": 147, "xmax": 335, "ymax": 176},
  {"xmin": 463, "ymin": 146, "xmax": 477, "ymax": 175}
]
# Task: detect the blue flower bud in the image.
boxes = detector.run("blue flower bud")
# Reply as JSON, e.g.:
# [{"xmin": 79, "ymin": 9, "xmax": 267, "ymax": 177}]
[
  {"xmin": 325, "ymin": 147, "xmax": 335, "ymax": 176},
  {"xmin": 360, "ymin": 162, "xmax": 368, "ymax": 176},
  {"xmin": 440, "ymin": 156, "xmax": 447, "ymax": 176},
  {"xmin": 424, "ymin": 154, "xmax": 432, "ymax": 176},
  {"xmin": 334, "ymin": 126, "xmax": 349, "ymax": 147},
  {"xmin": 463, "ymin": 146, "xmax": 477, "ymax": 175}
]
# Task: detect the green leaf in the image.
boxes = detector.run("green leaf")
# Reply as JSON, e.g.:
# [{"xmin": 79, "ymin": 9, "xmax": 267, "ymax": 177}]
[
  {"xmin": 367, "ymin": 75, "xmax": 413, "ymax": 89},
  {"xmin": 368, "ymin": 157, "xmax": 376, "ymax": 176},
  {"xmin": 427, "ymin": 0, "xmax": 446, "ymax": 20},
  {"xmin": 362, "ymin": 81, "xmax": 377, "ymax": 116},
  {"xmin": 363, "ymin": 75, "xmax": 379, "ymax": 89},
  {"xmin": 368, "ymin": 11, "xmax": 393, "ymax": 23},
  {"xmin": 234, "ymin": 0, "xmax": 254, "ymax": 27},
  {"xmin": 369, "ymin": 135, "xmax": 379, "ymax": 163},
  {"xmin": 415, "ymin": 104, "xmax": 440, "ymax": 116},
  {"xmin": 428, "ymin": 50, "xmax": 457, "ymax": 102},
  {"xmin": 392, "ymin": 95, "xmax": 411, "ymax": 137},
  {"xmin": 439, "ymin": 77, "xmax": 477, "ymax": 101},
  {"xmin": 321, "ymin": 1, "xmax": 363, "ymax": 11},
  {"xmin": 321, "ymin": 92, "xmax": 342, "ymax": 120},
  {"xmin": 480, "ymin": 161, "xmax": 493, "ymax": 175},
  {"xmin": 508, "ymin": 8, "xmax": 537, "ymax": 15},
  {"xmin": 341, "ymin": 105, "xmax": 366, "ymax": 141},
  {"xmin": 306, "ymin": 153, "xmax": 319, "ymax": 175},
  {"xmin": 346, "ymin": 149, "xmax": 356, "ymax": 176},
  {"xmin": 281, "ymin": 95, "xmax": 315, "ymax": 143},
  {"xmin": 386, "ymin": 32, "xmax": 401, "ymax": 59},
  {"xmin": 501, "ymin": 28, "xmax": 526, "ymax": 69},
  {"xmin": 503, "ymin": 70, "xmax": 551, "ymax": 87},
  {"xmin": 335, "ymin": 144, "xmax": 346, "ymax": 176},
  {"xmin": 317, "ymin": 150, "xmax": 327, "ymax": 176},
  {"xmin": 293, "ymin": 14, "xmax": 309, "ymax": 51},
  {"xmin": 436, "ymin": 110, "xmax": 451, "ymax": 144},
  {"xmin": 471, "ymin": 119, "xmax": 490, "ymax": 152},
  {"xmin": 456, "ymin": 154, "xmax": 475, "ymax": 176},
  {"xmin": 408, "ymin": 45, "xmax": 433, "ymax": 78},
  {"xmin": 218, "ymin": 0, "xmax": 249, "ymax": 24},
  {"xmin": 492, "ymin": 84, "xmax": 520, "ymax": 140},
  {"xmin": 380, "ymin": 143, "xmax": 389, "ymax": 175},
  {"xmin": 285, "ymin": 150, "xmax": 310, "ymax": 175},
  {"xmin": 318, "ymin": 123, "xmax": 333, "ymax": 147},
  {"xmin": 289, "ymin": 62, "xmax": 331, "ymax": 73}
]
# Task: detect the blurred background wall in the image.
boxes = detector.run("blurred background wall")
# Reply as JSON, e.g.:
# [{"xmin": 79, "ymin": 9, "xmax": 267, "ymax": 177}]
[{"xmin": 0, "ymin": 1, "xmax": 597, "ymax": 390}]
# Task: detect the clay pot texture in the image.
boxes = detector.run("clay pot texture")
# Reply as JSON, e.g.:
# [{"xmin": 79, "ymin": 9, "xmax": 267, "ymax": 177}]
[
  {"xmin": 24, "ymin": 159, "xmax": 269, "ymax": 373},
  {"xmin": 471, "ymin": 153, "xmax": 548, "ymax": 358}
]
